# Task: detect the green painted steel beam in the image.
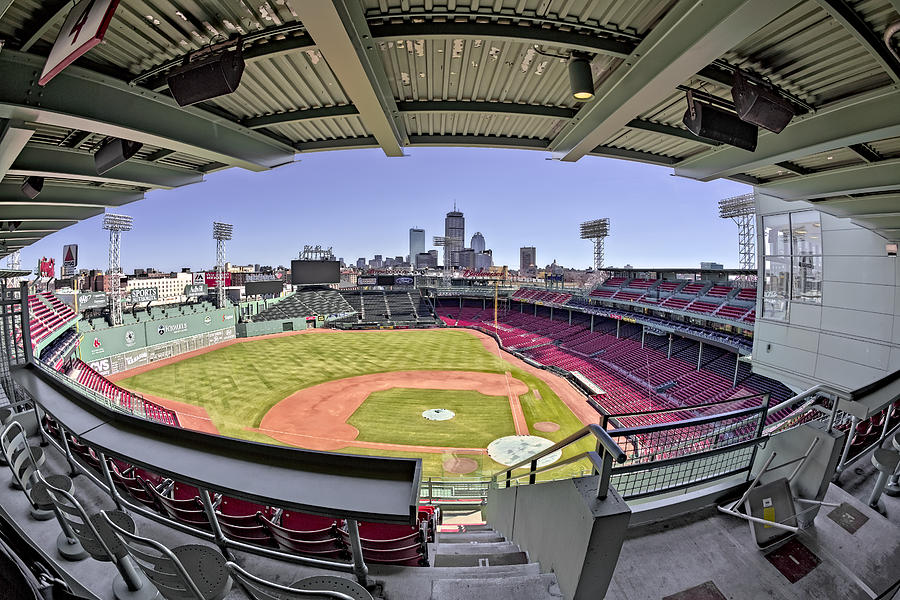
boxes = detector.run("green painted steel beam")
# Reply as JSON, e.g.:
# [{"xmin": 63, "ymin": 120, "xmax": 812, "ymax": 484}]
[
  {"xmin": 588, "ymin": 146, "xmax": 679, "ymax": 165},
  {"xmin": 295, "ymin": 1, "xmax": 407, "ymax": 157},
  {"xmin": 9, "ymin": 146, "xmax": 203, "ymax": 189},
  {"xmin": 0, "ymin": 182, "xmax": 144, "ymax": 207},
  {"xmin": 814, "ymin": 0, "xmax": 900, "ymax": 84},
  {"xmin": 371, "ymin": 21, "xmax": 636, "ymax": 58},
  {"xmin": 0, "ymin": 205, "xmax": 104, "ymax": 221},
  {"xmin": 675, "ymin": 88, "xmax": 900, "ymax": 181},
  {"xmin": 244, "ymin": 105, "xmax": 361, "ymax": 129},
  {"xmin": 549, "ymin": 0, "xmax": 790, "ymax": 162},
  {"xmin": 0, "ymin": 119, "xmax": 35, "ymax": 180},
  {"xmin": 0, "ymin": 51, "xmax": 295, "ymax": 172},
  {"xmin": 757, "ymin": 158, "xmax": 900, "ymax": 200}
]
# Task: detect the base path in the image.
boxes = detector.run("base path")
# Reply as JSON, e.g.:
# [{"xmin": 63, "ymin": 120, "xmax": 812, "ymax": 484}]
[
  {"xmin": 504, "ymin": 372, "xmax": 529, "ymax": 435},
  {"xmin": 467, "ymin": 329, "xmax": 601, "ymax": 427},
  {"xmin": 259, "ymin": 370, "xmax": 528, "ymax": 451}
]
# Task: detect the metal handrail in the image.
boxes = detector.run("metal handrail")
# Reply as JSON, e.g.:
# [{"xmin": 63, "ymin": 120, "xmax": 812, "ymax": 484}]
[{"xmin": 492, "ymin": 423, "xmax": 626, "ymax": 500}]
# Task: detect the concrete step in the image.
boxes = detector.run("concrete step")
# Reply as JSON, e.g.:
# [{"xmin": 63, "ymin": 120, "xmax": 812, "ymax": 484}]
[
  {"xmin": 432, "ymin": 551, "xmax": 529, "ymax": 567},
  {"xmin": 438, "ymin": 532, "xmax": 504, "ymax": 543},
  {"xmin": 376, "ymin": 563, "xmax": 541, "ymax": 600},
  {"xmin": 435, "ymin": 541, "xmax": 520, "ymax": 555},
  {"xmin": 431, "ymin": 573, "xmax": 562, "ymax": 600}
]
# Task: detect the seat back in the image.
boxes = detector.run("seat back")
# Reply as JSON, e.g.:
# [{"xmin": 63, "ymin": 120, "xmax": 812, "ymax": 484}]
[
  {"xmin": 108, "ymin": 459, "xmax": 160, "ymax": 509},
  {"xmin": 100, "ymin": 511, "xmax": 205, "ymax": 600},
  {"xmin": 1, "ymin": 421, "xmax": 39, "ymax": 501},
  {"xmin": 147, "ymin": 483, "xmax": 210, "ymax": 528},
  {"xmin": 225, "ymin": 562, "xmax": 369, "ymax": 600},
  {"xmin": 39, "ymin": 472, "xmax": 115, "ymax": 562}
]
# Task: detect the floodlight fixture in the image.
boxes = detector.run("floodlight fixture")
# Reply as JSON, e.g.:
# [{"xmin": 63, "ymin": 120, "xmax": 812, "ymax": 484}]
[
  {"xmin": 580, "ymin": 218, "xmax": 610, "ymax": 239},
  {"xmin": 718, "ymin": 193, "xmax": 756, "ymax": 219},
  {"xmin": 568, "ymin": 54, "xmax": 594, "ymax": 101},
  {"xmin": 213, "ymin": 221, "xmax": 233, "ymax": 241},
  {"xmin": 102, "ymin": 213, "xmax": 134, "ymax": 232}
]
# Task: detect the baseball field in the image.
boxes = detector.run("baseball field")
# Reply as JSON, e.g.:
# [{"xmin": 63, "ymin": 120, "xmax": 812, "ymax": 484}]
[{"xmin": 113, "ymin": 328, "xmax": 597, "ymax": 479}]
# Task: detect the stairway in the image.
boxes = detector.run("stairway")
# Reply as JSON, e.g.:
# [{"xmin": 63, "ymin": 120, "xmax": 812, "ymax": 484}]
[{"xmin": 379, "ymin": 525, "xmax": 562, "ymax": 600}]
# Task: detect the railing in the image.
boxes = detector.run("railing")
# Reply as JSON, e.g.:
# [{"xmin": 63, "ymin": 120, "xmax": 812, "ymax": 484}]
[
  {"xmin": 493, "ymin": 423, "xmax": 627, "ymax": 500},
  {"xmin": 493, "ymin": 397, "xmax": 770, "ymax": 501}
]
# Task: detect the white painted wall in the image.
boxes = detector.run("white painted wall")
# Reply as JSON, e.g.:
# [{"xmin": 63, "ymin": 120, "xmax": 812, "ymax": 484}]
[{"xmin": 752, "ymin": 193, "xmax": 899, "ymax": 393}]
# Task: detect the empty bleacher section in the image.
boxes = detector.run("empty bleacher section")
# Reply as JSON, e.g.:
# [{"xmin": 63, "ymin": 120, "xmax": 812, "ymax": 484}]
[
  {"xmin": 17, "ymin": 292, "xmax": 79, "ymax": 350},
  {"xmin": 249, "ymin": 287, "xmax": 357, "ymax": 324},
  {"xmin": 436, "ymin": 300, "xmax": 793, "ymax": 427},
  {"xmin": 38, "ymin": 328, "xmax": 80, "ymax": 371},
  {"xmin": 334, "ymin": 289, "xmax": 439, "ymax": 328}
]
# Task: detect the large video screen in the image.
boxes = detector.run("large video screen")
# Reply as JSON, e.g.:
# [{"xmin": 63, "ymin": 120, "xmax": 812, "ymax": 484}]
[
  {"xmin": 245, "ymin": 280, "xmax": 284, "ymax": 296},
  {"xmin": 291, "ymin": 260, "xmax": 340, "ymax": 284},
  {"xmin": 376, "ymin": 275, "xmax": 395, "ymax": 286}
]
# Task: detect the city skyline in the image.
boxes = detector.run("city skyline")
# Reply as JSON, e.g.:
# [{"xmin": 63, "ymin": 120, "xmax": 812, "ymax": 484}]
[{"xmin": 10, "ymin": 147, "xmax": 751, "ymax": 274}]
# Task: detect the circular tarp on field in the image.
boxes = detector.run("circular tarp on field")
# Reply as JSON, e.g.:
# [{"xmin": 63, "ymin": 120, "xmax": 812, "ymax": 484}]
[
  {"xmin": 487, "ymin": 435, "xmax": 561, "ymax": 468},
  {"xmin": 422, "ymin": 409, "xmax": 455, "ymax": 421}
]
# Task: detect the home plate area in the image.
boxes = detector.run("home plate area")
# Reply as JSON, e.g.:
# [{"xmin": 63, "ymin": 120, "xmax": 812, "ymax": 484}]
[{"xmin": 487, "ymin": 435, "xmax": 562, "ymax": 468}]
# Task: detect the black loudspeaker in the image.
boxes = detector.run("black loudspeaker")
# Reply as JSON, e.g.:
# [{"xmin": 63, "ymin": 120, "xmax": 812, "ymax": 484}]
[
  {"xmin": 94, "ymin": 138, "xmax": 144, "ymax": 175},
  {"xmin": 732, "ymin": 73, "xmax": 794, "ymax": 134},
  {"xmin": 683, "ymin": 98, "xmax": 758, "ymax": 152},
  {"xmin": 21, "ymin": 176, "xmax": 44, "ymax": 199},
  {"xmin": 167, "ymin": 46, "xmax": 245, "ymax": 107}
]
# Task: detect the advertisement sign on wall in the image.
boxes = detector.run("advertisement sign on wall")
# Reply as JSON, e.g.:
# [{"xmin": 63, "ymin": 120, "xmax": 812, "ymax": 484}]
[
  {"xmin": 204, "ymin": 272, "xmax": 232, "ymax": 287},
  {"xmin": 394, "ymin": 276, "xmax": 414, "ymax": 286},
  {"xmin": 128, "ymin": 287, "xmax": 159, "ymax": 303},
  {"xmin": 356, "ymin": 276, "xmax": 377, "ymax": 286},
  {"xmin": 184, "ymin": 283, "xmax": 208, "ymax": 297},
  {"xmin": 76, "ymin": 292, "xmax": 107, "ymax": 310}
]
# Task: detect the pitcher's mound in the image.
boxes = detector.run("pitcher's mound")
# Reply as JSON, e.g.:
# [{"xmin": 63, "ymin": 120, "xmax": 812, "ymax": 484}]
[
  {"xmin": 423, "ymin": 408, "xmax": 455, "ymax": 421},
  {"xmin": 443, "ymin": 457, "xmax": 479, "ymax": 474},
  {"xmin": 534, "ymin": 421, "xmax": 560, "ymax": 432}
]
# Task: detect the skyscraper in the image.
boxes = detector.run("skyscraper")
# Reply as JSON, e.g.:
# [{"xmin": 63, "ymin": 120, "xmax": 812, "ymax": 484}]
[
  {"xmin": 471, "ymin": 231, "xmax": 485, "ymax": 253},
  {"xmin": 444, "ymin": 208, "xmax": 465, "ymax": 267},
  {"xmin": 520, "ymin": 246, "xmax": 536, "ymax": 272},
  {"xmin": 409, "ymin": 228, "xmax": 425, "ymax": 267}
]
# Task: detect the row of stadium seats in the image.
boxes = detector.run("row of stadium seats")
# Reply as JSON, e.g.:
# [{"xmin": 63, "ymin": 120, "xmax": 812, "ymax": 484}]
[
  {"xmin": 339, "ymin": 290, "xmax": 438, "ymax": 326},
  {"xmin": 43, "ymin": 415, "xmax": 434, "ymax": 566},
  {"xmin": 38, "ymin": 327, "xmax": 80, "ymax": 371}
]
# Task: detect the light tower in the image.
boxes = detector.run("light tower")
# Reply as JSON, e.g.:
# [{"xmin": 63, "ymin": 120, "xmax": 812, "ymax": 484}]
[
  {"xmin": 102, "ymin": 213, "xmax": 133, "ymax": 326},
  {"xmin": 718, "ymin": 193, "xmax": 756, "ymax": 285},
  {"xmin": 213, "ymin": 222, "xmax": 233, "ymax": 308},
  {"xmin": 580, "ymin": 218, "xmax": 610, "ymax": 272}
]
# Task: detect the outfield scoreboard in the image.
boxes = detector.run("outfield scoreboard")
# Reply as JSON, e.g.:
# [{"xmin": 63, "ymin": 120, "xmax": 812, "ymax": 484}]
[
  {"xmin": 291, "ymin": 260, "xmax": 340, "ymax": 284},
  {"xmin": 245, "ymin": 280, "xmax": 284, "ymax": 296}
]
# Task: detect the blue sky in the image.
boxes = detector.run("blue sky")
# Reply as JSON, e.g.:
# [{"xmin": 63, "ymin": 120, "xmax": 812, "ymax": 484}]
[{"xmin": 15, "ymin": 147, "xmax": 751, "ymax": 273}]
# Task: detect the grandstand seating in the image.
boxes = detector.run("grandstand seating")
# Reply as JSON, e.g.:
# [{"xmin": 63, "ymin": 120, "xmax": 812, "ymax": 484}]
[
  {"xmin": 681, "ymin": 283, "xmax": 706, "ymax": 295},
  {"xmin": 656, "ymin": 281, "xmax": 683, "ymax": 293},
  {"xmin": 39, "ymin": 328, "xmax": 80, "ymax": 370},
  {"xmin": 336, "ymin": 289, "xmax": 438, "ymax": 326},
  {"xmin": 435, "ymin": 301, "xmax": 794, "ymax": 427},
  {"xmin": 735, "ymin": 287, "xmax": 757, "ymax": 301},
  {"xmin": 602, "ymin": 277, "xmax": 628, "ymax": 288},
  {"xmin": 705, "ymin": 286, "xmax": 732, "ymax": 298},
  {"xmin": 628, "ymin": 279, "xmax": 656, "ymax": 289},
  {"xmin": 687, "ymin": 300, "xmax": 720, "ymax": 314}
]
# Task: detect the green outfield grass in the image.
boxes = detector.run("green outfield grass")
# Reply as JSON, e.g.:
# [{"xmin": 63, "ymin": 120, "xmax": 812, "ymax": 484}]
[
  {"xmin": 348, "ymin": 388, "xmax": 516, "ymax": 447},
  {"xmin": 118, "ymin": 329, "xmax": 594, "ymax": 478}
]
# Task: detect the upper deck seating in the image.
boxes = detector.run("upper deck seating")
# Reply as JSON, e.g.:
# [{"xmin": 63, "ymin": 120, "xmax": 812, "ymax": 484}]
[
  {"xmin": 680, "ymin": 283, "xmax": 705, "ymax": 295},
  {"xmin": 735, "ymin": 288, "xmax": 757, "ymax": 301},
  {"xmin": 628, "ymin": 279, "xmax": 657, "ymax": 289},
  {"xmin": 687, "ymin": 300, "xmax": 720, "ymax": 314},
  {"xmin": 602, "ymin": 277, "xmax": 628, "ymax": 288},
  {"xmin": 589, "ymin": 289, "xmax": 616, "ymax": 299}
]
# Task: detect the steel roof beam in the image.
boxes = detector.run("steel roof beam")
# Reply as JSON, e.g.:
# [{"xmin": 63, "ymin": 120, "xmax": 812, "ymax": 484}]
[
  {"xmin": 0, "ymin": 51, "xmax": 295, "ymax": 172},
  {"xmin": 757, "ymin": 159, "xmax": 900, "ymax": 200},
  {"xmin": 371, "ymin": 21, "xmax": 636, "ymax": 58},
  {"xmin": 847, "ymin": 143, "xmax": 883, "ymax": 162},
  {"xmin": 0, "ymin": 0, "xmax": 13, "ymax": 21},
  {"xmin": 814, "ymin": 0, "xmax": 900, "ymax": 84},
  {"xmin": 589, "ymin": 146, "xmax": 679, "ymax": 165},
  {"xmin": 295, "ymin": 1, "xmax": 407, "ymax": 157},
  {"xmin": 549, "ymin": 0, "xmax": 789, "ymax": 162},
  {"xmin": 18, "ymin": 1, "xmax": 70, "ymax": 52},
  {"xmin": 8, "ymin": 146, "xmax": 203, "ymax": 189},
  {"xmin": 244, "ymin": 105, "xmax": 362, "ymax": 129},
  {"xmin": 675, "ymin": 88, "xmax": 900, "ymax": 181},
  {"xmin": 0, "ymin": 119, "xmax": 35, "ymax": 181},
  {"xmin": 775, "ymin": 161, "xmax": 812, "ymax": 175},
  {"xmin": 0, "ymin": 206, "xmax": 104, "ymax": 221},
  {"xmin": 0, "ymin": 183, "xmax": 144, "ymax": 207}
]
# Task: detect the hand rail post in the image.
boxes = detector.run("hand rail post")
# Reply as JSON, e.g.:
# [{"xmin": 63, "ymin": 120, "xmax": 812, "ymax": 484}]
[
  {"xmin": 833, "ymin": 415, "xmax": 858, "ymax": 482},
  {"xmin": 597, "ymin": 450, "xmax": 613, "ymax": 500},
  {"xmin": 56, "ymin": 423, "xmax": 79, "ymax": 477},
  {"xmin": 528, "ymin": 458, "xmax": 538, "ymax": 485},
  {"xmin": 199, "ymin": 488, "xmax": 234, "ymax": 560},
  {"xmin": 97, "ymin": 451, "xmax": 124, "ymax": 511},
  {"xmin": 345, "ymin": 518, "xmax": 370, "ymax": 587}
]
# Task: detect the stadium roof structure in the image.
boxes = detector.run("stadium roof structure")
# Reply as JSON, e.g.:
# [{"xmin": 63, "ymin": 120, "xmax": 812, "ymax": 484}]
[{"xmin": 1, "ymin": 0, "xmax": 900, "ymax": 256}]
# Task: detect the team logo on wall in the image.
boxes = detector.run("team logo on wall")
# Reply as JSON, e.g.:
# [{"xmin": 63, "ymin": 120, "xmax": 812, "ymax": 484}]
[
  {"xmin": 93, "ymin": 337, "xmax": 101, "ymax": 348},
  {"xmin": 125, "ymin": 330, "xmax": 136, "ymax": 346},
  {"xmin": 158, "ymin": 325, "xmax": 166, "ymax": 336},
  {"xmin": 204, "ymin": 316, "xmax": 211, "ymax": 324},
  {"xmin": 158, "ymin": 322, "xmax": 188, "ymax": 336}
]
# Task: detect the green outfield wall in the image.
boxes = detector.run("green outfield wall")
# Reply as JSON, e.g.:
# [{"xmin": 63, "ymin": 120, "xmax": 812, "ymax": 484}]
[{"xmin": 79, "ymin": 308, "xmax": 237, "ymax": 375}]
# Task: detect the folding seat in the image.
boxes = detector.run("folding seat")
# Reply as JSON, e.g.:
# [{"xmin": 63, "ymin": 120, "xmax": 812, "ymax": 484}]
[
  {"xmin": 147, "ymin": 482, "xmax": 212, "ymax": 530},
  {"xmin": 261, "ymin": 512, "xmax": 344, "ymax": 556}
]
